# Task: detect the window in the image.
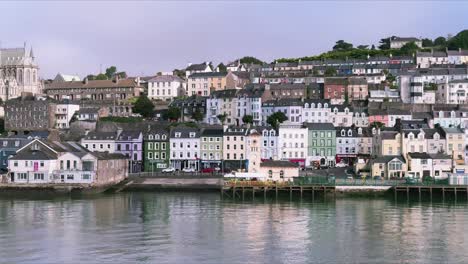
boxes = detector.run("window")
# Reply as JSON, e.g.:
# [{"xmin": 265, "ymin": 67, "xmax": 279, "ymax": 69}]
[
  {"xmin": 148, "ymin": 143, "xmax": 153, "ymax": 150},
  {"xmin": 82, "ymin": 174, "xmax": 91, "ymax": 180},
  {"xmin": 148, "ymin": 152, "xmax": 153, "ymax": 159},
  {"xmin": 67, "ymin": 174, "xmax": 74, "ymax": 180},
  {"xmin": 280, "ymin": 170, "xmax": 284, "ymax": 179},
  {"xmin": 18, "ymin": 173, "xmax": 27, "ymax": 180},
  {"xmin": 34, "ymin": 173, "xmax": 44, "ymax": 180}
]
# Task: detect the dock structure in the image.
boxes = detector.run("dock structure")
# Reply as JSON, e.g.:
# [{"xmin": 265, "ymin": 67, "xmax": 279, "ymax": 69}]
[
  {"xmin": 222, "ymin": 182, "xmax": 468, "ymax": 201},
  {"xmin": 221, "ymin": 185, "xmax": 335, "ymax": 200}
]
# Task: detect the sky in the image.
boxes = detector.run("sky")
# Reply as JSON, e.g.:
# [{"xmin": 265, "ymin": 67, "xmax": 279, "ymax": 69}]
[{"xmin": 0, "ymin": 1, "xmax": 467, "ymax": 79}]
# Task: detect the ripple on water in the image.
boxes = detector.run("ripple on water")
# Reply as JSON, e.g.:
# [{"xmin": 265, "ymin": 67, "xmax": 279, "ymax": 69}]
[{"xmin": 0, "ymin": 194, "xmax": 468, "ymax": 263}]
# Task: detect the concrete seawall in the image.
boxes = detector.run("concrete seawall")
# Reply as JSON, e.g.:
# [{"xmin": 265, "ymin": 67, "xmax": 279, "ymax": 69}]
[{"xmin": 125, "ymin": 177, "xmax": 223, "ymax": 191}]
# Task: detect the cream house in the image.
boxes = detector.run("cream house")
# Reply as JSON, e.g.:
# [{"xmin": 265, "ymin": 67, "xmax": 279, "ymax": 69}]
[
  {"xmin": 371, "ymin": 155, "xmax": 407, "ymax": 179},
  {"xmin": 259, "ymin": 160, "xmax": 299, "ymax": 182}
]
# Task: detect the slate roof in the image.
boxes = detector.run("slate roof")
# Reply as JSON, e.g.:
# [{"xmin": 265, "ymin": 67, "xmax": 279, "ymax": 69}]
[
  {"xmin": 210, "ymin": 89, "xmax": 238, "ymax": 98},
  {"xmin": 148, "ymin": 75, "xmax": 184, "ymax": 83},
  {"xmin": 189, "ymin": 72, "xmax": 227, "ymax": 78},
  {"xmin": 304, "ymin": 123, "xmax": 335, "ymax": 130},
  {"xmin": 224, "ymin": 126, "xmax": 248, "ymax": 136},
  {"xmin": 83, "ymin": 131, "xmax": 118, "ymax": 140},
  {"xmin": 260, "ymin": 160, "xmax": 299, "ymax": 168},
  {"xmin": 201, "ymin": 128, "xmax": 223, "ymax": 137},
  {"xmin": 186, "ymin": 62, "xmax": 210, "ymax": 71},
  {"xmin": 372, "ymin": 155, "xmax": 406, "ymax": 164},
  {"xmin": 170, "ymin": 127, "xmax": 200, "ymax": 138},
  {"xmin": 407, "ymin": 152, "xmax": 431, "ymax": 159},
  {"xmin": 46, "ymin": 79, "xmax": 140, "ymax": 89},
  {"xmin": 392, "ymin": 37, "xmax": 420, "ymax": 42}
]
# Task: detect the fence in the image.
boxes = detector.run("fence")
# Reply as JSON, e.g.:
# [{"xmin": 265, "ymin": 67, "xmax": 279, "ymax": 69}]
[{"xmin": 129, "ymin": 172, "xmax": 224, "ymax": 179}]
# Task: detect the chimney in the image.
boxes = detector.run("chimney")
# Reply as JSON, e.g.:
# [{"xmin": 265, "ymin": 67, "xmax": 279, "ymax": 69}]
[{"xmin": 83, "ymin": 78, "xmax": 89, "ymax": 85}]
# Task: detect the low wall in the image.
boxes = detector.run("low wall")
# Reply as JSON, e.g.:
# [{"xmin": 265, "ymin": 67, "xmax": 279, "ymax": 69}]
[{"xmin": 125, "ymin": 177, "xmax": 223, "ymax": 191}]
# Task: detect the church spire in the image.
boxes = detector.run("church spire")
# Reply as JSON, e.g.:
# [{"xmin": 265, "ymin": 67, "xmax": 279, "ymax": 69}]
[{"xmin": 30, "ymin": 47, "xmax": 34, "ymax": 59}]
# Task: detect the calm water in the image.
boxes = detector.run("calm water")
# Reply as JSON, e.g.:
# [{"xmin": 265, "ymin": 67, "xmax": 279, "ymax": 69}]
[{"xmin": 0, "ymin": 192, "xmax": 467, "ymax": 264}]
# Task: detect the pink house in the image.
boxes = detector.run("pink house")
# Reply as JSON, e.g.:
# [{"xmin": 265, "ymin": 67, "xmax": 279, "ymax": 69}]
[{"xmin": 368, "ymin": 110, "xmax": 389, "ymax": 126}]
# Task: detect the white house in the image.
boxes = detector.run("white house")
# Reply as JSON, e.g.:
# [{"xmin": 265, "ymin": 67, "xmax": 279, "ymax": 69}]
[
  {"xmin": 335, "ymin": 127, "xmax": 359, "ymax": 164},
  {"xmin": 147, "ymin": 74, "xmax": 185, "ymax": 101},
  {"xmin": 8, "ymin": 139, "xmax": 128, "ymax": 185},
  {"xmin": 55, "ymin": 102, "xmax": 79, "ymax": 129},
  {"xmin": 437, "ymin": 79, "xmax": 468, "ymax": 104},
  {"xmin": 302, "ymin": 99, "xmax": 331, "ymax": 123},
  {"xmin": 278, "ymin": 124, "xmax": 308, "ymax": 167},
  {"xmin": 185, "ymin": 62, "xmax": 212, "ymax": 77},
  {"xmin": 330, "ymin": 105, "xmax": 353, "ymax": 127},
  {"xmin": 390, "ymin": 37, "xmax": 422, "ymax": 49},
  {"xmin": 169, "ymin": 127, "xmax": 200, "ymax": 171},
  {"xmin": 81, "ymin": 131, "xmax": 118, "ymax": 153}
]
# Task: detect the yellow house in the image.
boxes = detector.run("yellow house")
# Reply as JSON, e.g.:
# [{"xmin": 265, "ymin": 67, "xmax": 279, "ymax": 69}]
[
  {"xmin": 442, "ymin": 127, "xmax": 465, "ymax": 161},
  {"xmin": 259, "ymin": 160, "xmax": 300, "ymax": 182},
  {"xmin": 374, "ymin": 130, "xmax": 402, "ymax": 156}
]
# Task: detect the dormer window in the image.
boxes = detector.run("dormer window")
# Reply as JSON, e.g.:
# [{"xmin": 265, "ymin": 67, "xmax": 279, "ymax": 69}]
[
  {"xmin": 341, "ymin": 130, "xmax": 345, "ymax": 136},
  {"xmin": 324, "ymin": 103, "xmax": 328, "ymax": 108},
  {"xmin": 311, "ymin": 103, "xmax": 315, "ymax": 108},
  {"xmin": 189, "ymin": 132, "xmax": 196, "ymax": 138},
  {"xmin": 345, "ymin": 108, "xmax": 349, "ymax": 114},
  {"xmin": 434, "ymin": 133, "xmax": 439, "ymax": 140},
  {"xmin": 348, "ymin": 130, "xmax": 352, "ymax": 136},
  {"xmin": 358, "ymin": 128, "xmax": 362, "ymax": 135},
  {"xmin": 451, "ymin": 111, "xmax": 456, "ymax": 118},
  {"xmin": 155, "ymin": 134, "xmax": 160, "ymax": 140},
  {"xmin": 175, "ymin": 132, "xmax": 181, "ymax": 138},
  {"xmin": 31, "ymin": 143, "xmax": 40, "ymax": 151},
  {"xmin": 162, "ymin": 134, "xmax": 167, "ymax": 140},
  {"xmin": 304, "ymin": 103, "xmax": 309, "ymax": 108},
  {"xmin": 334, "ymin": 108, "xmax": 338, "ymax": 114},
  {"xmin": 270, "ymin": 131, "xmax": 275, "ymax": 136},
  {"xmin": 318, "ymin": 103, "xmax": 322, "ymax": 108},
  {"xmin": 148, "ymin": 135, "xmax": 154, "ymax": 140}
]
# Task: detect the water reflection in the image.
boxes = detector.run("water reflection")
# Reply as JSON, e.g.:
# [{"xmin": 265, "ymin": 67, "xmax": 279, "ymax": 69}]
[{"xmin": 0, "ymin": 193, "xmax": 467, "ymax": 263}]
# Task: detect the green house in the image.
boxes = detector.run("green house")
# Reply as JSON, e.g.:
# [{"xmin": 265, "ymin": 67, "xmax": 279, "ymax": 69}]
[
  {"xmin": 305, "ymin": 123, "xmax": 336, "ymax": 167},
  {"xmin": 143, "ymin": 127, "xmax": 170, "ymax": 172}
]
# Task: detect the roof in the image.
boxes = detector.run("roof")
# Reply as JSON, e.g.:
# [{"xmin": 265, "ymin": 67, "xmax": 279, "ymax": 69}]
[
  {"xmin": 170, "ymin": 127, "xmax": 200, "ymax": 138},
  {"xmin": 77, "ymin": 107, "xmax": 100, "ymax": 114},
  {"xmin": 148, "ymin": 75, "xmax": 184, "ymax": 83},
  {"xmin": 118, "ymin": 131, "xmax": 142, "ymax": 140},
  {"xmin": 83, "ymin": 131, "xmax": 118, "ymax": 140},
  {"xmin": 55, "ymin": 73, "xmax": 81, "ymax": 82},
  {"xmin": 304, "ymin": 123, "xmax": 335, "ymax": 130},
  {"xmin": 189, "ymin": 72, "xmax": 227, "ymax": 78},
  {"xmin": 408, "ymin": 152, "xmax": 432, "ymax": 159},
  {"xmin": 45, "ymin": 79, "xmax": 141, "ymax": 89},
  {"xmin": 391, "ymin": 37, "xmax": 420, "ymax": 42},
  {"xmin": 260, "ymin": 160, "xmax": 299, "ymax": 168},
  {"xmin": 210, "ymin": 89, "xmax": 238, "ymax": 98},
  {"xmin": 92, "ymin": 152, "xmax": 128, "ymax": 160},
  {"xmin": 186, "ymin": 62, "xmax": 210, "ymax": 71},
  {"xmin": 429, "ymin": 153, "xmax": 452, "ymax": 160},
  {"xmin": 201, "ymin": 128, "xmax": 223, "ymax": 137},
  {"xmin": 224, "ymin": 126, "xmax": 248, "ymax": 136},
  {"xmin": 372, "ymin": 155, "xmax": 405, "ymax": 164}
]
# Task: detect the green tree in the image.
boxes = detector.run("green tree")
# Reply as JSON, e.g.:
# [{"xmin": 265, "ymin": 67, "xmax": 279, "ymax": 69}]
[
  {"xmin": 447, "ymin": 30, "xmax": 468, "ymax": 49},
  {"xmin": 105, "ymin": 66, "xmax": 117, "ymax": 79},
  {"xmin": 434, "ymin": 36, "xmax": 447, "ymax": 46},
  {"xmin": 166, "ymin": 107, "xmax": 181, "ymax": 122},
  {"xmin": 333, "ymin": 40, "xmax": 353, "ymax": 51},
  {"xmin": 86, "ymin": 74, "xmax": 96, "ymax": 80},
  {"xmin": 217, "ymin": 113, "xmax": 227, "ymax": 124},
  {"xmin": 95, "ymin": 73, "xmax": 108, "ymax": 80},
  {"xmin": 357, "ymin": 45, "xmax": 369, "ymax": 50},
  {"xmin": 422, "ymin": 38, "xmax": 433, "ymax": 47},
  {"xmin": 399, "ymin": 41, "xmax": 420, "ymax": 55},
  {"xmin": 173, "ymin": 69, "xmax": 186, "ymax": 78},
  {"xmin": 132, "ymin": 95, "xmax": 155, "ymax": 118},
  {"xmin": 216, "ymin": 63, "xmax": 227, "ymax": 73},
  {"xmin": 370, "ymin": 121, "xmax": 385, "ymax": 128},
  {"xmin": 267, "ymin": 112, "xmax": 287, "ymax": 130},
  {"xmin": 378, "ymin": 37, "xmax": 394, "ymax": 50},
  {"xmin": 239, "ymin": 56, "xmax": 263, "ymax": 65},
  {"xmin": 192, "ymin": 109, "xmax": 204, "ymax": 122},
  {"xmin": 324, "ymin": 67, "xmax": 337, "ymax": 77},
  {"xmin": 242, "ymin": 115, "xmax": 254, "ymax": 125}
]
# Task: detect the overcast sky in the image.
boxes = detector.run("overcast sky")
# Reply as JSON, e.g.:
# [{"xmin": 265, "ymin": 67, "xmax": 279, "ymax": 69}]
[{"xmin": 1, "ymin": 1, "xmax": 467, "ymax": 79}]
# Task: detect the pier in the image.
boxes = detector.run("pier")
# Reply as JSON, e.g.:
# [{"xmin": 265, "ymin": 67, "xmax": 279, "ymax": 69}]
[{"xmin": 222, "ymin": 180, "xmax": 468, "ymax": 201}]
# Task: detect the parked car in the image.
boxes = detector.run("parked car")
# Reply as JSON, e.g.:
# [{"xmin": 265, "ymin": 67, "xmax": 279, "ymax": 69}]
[
  {"xmin": 201, "ymin": 168, "xmax": 215, "ymax": 173},
  {"xmin": 182, "ymin": 167, "xmax": 196, "ymax": 173},
  {"xmin": 162, "ymin": 167, "xmax": 175, "ymax": 173},
  {"xmin": 335, "ymin": 162, "xmax": 347, "ymax": 168}
]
